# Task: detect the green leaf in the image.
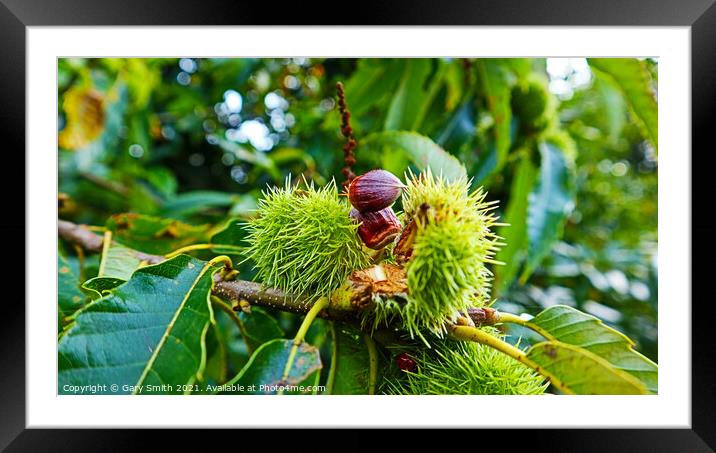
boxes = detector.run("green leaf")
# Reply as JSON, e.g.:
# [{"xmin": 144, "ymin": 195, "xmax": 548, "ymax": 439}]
[
  {"xmin": 435, "ymin": 95, "xmax": 476, "ymax": 151},
  {"xmin": 444, "ymin": 61, "xmax": 465, "ymax": 111},
  {"xmin": 499, "ymin": 58, "xmax": 532, "ymax": 80},
  {"xmin": 216, "ymin": 138, "xmax": 281, "ymax": 181},
  {"xmin": 411, "ymin": 60, "xmax": 449, "ymax": 131},
  {"xmin": 122, "ymin": 58, "xmax": 160, "ymax": 109},
  {"xmin": 525, "ymin": 305, "xmax": 657, "ymax": 393},
  {"xmin": 304, "ymin": 318, "xmax": 330, "ymax": 351},
  {"xmin": 593, "ymin": 76, "xmax": 628, "ymax": 144},
  {"xmin": 327, "ymin": 326, "xmax": 371, "ymax": 395},
  {"xmin": 344, "ymin": 59, "xmax": 405, "ymax": 117},
  {"xmin": 526, "ymin": 341, "xmax": 648, "ymax": 395},
  {"xmin": 221, "ymin": 339, "xmax": 322, "ymax": 394},
  {"xmin": 81, "ymin": 276, "xmax": 125, "ymax": 299},
  {"xmin": 477, "ymin": 59, "xmax": 513, "ymax": 171},
  {"xmin": 58, "ymin": 255, "xmax": 87, "ymax": 330},
  {"xmin": 238, "ymin": 307, "xmax": 284, "ymax": 352},
  {"xmin": 143, "ymin": 166, "xmax": 178, "ymax": 198},
  {"xmin": 471, "ymin": 143, "xmax": 498, "ymax": 185},
  {"xmin": 385, "ymin": 59, "xmax": 432, "ymax": 131},
  {"xmin": 106, "ymin": 213, "xmax": 211, "ymax": 255},
  {"xmin": 269, "ymin": 147, "xmax": 315, "ymax": 168},
  {"xmin": 58, "ymin": 255, "xmax": 218, "ymax": 394},
  {"xmin": 214, "ymin": 308, "xmax": 252, "ymax": 375},
  {"xmin": 98, "ymin": 240, "xmax": 144, "ymax": 280},
  {"xmin": 521, "ymin": 142, "xmax": 574, "ymax": 281},
  {"xmin": 209, "ymin": 218, "xmax": 249, "ymax": 255},
  {"xmin": 494, "ymin": 155, "xmax": 537, "ymax": 294},
  {"xmin": 588, "ymin": 58, "xmax": 658, "ymax": 149},
  {"xmin": 161, "ymin": 191, "xmax": 238, "ymax": 218},
  {"xmin": 194, "ymin": 323, "xmax": 228, "ymax": 393},
  {"xmin": 362, "ymin": 131, "xmax": 467, "ymax": 182},
  {"xmin": 228, "ymin": 195, "xmax": 259, "ymax": 218}
]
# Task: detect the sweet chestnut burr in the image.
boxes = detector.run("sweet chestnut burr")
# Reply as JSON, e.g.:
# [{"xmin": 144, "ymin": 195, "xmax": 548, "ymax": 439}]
[
  {"xmin": 350, "ymin": 207, "xmax": 403, "ymax": 250},
  {"xmin": 347, "ymin": 169, "xmax": 406, "ymax": 213}
]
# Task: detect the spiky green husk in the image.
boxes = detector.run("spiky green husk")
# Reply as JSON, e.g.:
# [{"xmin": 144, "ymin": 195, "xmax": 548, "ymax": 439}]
[
  {"xmin": 360, "ymin": 297, "xmax": 404, "ymax": 333},
  {"xmin": 401, "ymin": 169, "xmax": 502, "ymax": 339},
  {"xmin": 244, "ymin": 178, "xmax": 371, "ymax": 298},
  {"xmin": 382, "ymin": 337, "xmax": 547, "ymax": 395},
  {"xmin": 510, "ymin": 76, "xmax": 556, "ymax": 133}
]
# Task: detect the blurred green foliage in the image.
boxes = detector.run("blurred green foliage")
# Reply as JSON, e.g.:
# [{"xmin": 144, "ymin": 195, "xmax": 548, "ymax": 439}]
[{"xmin": 58, "ymin": 57, "xmax": 657, "ymax": 361}]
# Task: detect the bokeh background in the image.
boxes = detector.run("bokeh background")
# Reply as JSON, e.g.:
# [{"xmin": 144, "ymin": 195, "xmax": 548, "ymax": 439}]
[{"xmin": 58, "ymin": 57, "xmax": 658, "ymax": 361}]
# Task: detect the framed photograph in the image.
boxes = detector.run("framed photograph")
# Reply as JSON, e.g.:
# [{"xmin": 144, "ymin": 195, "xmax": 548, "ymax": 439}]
[{"xmin": 3, "ymin": 0, "xmax": 713, "ymax": 448}]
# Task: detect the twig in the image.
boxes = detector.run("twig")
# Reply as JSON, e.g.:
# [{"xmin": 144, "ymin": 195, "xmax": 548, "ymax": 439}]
[
  {"xmin": 448, "ymin": 325, "xmax": 527, "ymax": 361},
  {"xmin": 213, "ymin": 279, "xmax": 315, "ymax": 316},
  {"xmin": 58, "ymin": 220, "xmax": 511, "ymax": 331},
  {"xmin": 58, "ymin": 220, "xmax": 104, "ymax": 252},
  {"xmin": 58, "ymin": 220, "xmax": 164, "ymax": 264},
  {"xmin": 58, "ymin": 219, "xmax": 358, "ymax": 321},
  {"xmin": 210, "ymin": 295, "xmax": 255, "ymax": 356},
  {"xmin": 447, "ymin": 324, "xmax": 573, "ymax": 395},
  {"xmin": 364, "ymin": 333, "xmax": 378, "ymax": 395},
  {"xmin": 278, "ymin": 296, "xmax": 329, "ymax": 395},
  {"xmin": 326, "ymin": 323, "xmax": 339, "ymax": 394},
  {"xmin": 78, "ymin": 171, "xmax": 130, "ymax": 197}
]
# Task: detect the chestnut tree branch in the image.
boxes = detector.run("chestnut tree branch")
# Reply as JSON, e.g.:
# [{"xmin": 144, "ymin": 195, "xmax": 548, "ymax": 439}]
[
  {"xmin": 58, "ymin": 219, "xmax": 357, "ymax": 321},
  {"xmin": 58, "ymin": 220, "xmax": 505, "ymax": 328},
  {"xmin": 58, "ymin": 220, "xmax": 105, "ymax": 253},
  {"xmin": 58, "ymin": 220, "xmax": 164, "ymax": 264}
]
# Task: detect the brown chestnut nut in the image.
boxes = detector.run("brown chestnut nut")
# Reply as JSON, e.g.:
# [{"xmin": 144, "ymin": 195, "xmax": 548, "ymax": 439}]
[
  {"xmin": 396, "ymin": 352, "xmax": 417, "ymax": 373},
  {"xmin": 350, "ymin": 207, "xmax": 402, "ymax": 250},
  {"xmin": 348, "ymin": 169, "xmax": 406, "ymax": 213}
]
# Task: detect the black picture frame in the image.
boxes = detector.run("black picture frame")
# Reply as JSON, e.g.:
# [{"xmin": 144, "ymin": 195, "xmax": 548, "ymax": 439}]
[{"xmin": 3, "ymin": 0, "xmax": 713, "ymax": 449}]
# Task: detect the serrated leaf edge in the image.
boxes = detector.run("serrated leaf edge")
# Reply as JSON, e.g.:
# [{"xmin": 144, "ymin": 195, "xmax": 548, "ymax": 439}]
[{"xmin": 526, "ymin": 340, "xmax": 649, "ymax": 395}]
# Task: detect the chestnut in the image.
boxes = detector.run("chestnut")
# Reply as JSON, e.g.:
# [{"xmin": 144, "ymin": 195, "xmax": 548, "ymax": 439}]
[
  {"xmin": 350, "ymin": 206, "xmax": 402, "ymax": 250},
  {"xmin": 348, "ymin": 169, "xmax": 406, "ymax": 213},
  {"xmin": 395, "ymin": 352, "xmax": 417, "ymax": 373}
]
